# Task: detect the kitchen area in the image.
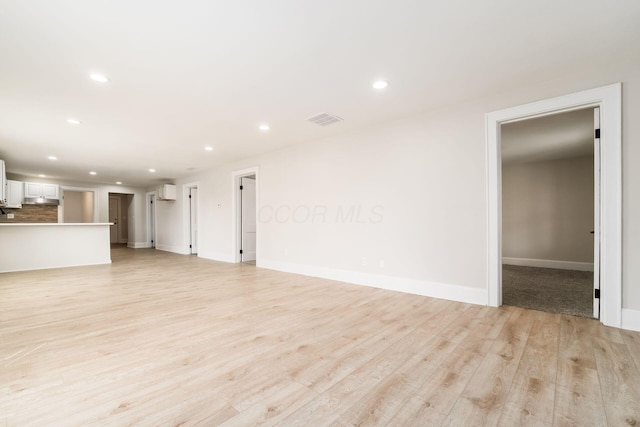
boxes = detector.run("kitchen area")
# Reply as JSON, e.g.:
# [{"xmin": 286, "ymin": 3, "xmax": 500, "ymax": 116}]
[{"xmin": 0, "ymin": 159, "xmax": 112, "ymax": 273}]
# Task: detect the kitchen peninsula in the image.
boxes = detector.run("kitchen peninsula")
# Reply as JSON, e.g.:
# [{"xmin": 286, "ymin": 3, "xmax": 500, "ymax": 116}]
[{"xmin": 0, "ymin": 223, "xmax": 112, "ymax": 273}]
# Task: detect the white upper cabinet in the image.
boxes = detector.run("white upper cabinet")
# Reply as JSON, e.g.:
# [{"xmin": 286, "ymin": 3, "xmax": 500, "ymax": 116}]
[
  {"xmin": 24, "ymin": 182, "xmax": 60, "ymax": 199},
  {"xmin": 24, "ymin": 182, "xmax": 42, "ymax": 198},
  {"xmin": 6, "ymin": 180, "xmax": 23, "ymax": 208},
  {"xmin": 42, "ymin": 183, "xmax": 59, "ymax": 199}
]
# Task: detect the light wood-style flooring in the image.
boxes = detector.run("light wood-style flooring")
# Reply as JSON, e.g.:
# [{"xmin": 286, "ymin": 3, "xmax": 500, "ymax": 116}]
[{"xmin": 1, "ymin": 246, "xmax": 639, "ymax": 426}]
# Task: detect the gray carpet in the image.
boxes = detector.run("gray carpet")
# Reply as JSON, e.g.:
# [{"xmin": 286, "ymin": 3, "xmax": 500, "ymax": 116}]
[{"xmin": 502, "ymin": 265, "xmax": 594, "ymax": 318}]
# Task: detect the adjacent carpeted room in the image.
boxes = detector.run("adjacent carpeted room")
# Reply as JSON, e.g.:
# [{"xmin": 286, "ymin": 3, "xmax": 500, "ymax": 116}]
[{"xmin": 502, "ymin": 264, "xmax": 594, "ymax": 318}]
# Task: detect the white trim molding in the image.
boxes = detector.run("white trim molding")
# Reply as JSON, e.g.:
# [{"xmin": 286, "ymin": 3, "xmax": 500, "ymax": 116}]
[
  {"xmin": 198, "ymin": 251, "xmax": 235, "ymax": 263},
  {"xmin": 127, "ymin": 242, "xmax": 151, "ymax": 249},
  {"xmin": 155, "ymin": 244, "xmax": 189, "ymax": 255},
  {"xmin": 486, "ymin": 83, "xmax": 622, "ymax": 328},
  {"xmin": 621, "ymin": 309, "xmax": 640, "ymax": 332},
  {"xmin": 259, "ymin": 259, "xmax": 487, "ymax": 306},
  {"xmin": 502, "ymin": 257, "xmax": 594, "ymax": 272}
]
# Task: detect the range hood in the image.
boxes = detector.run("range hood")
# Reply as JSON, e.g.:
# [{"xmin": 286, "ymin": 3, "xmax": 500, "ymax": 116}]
[{"xmin": 23, "ymin": 197, "xmax": 60, "ymax": 206}]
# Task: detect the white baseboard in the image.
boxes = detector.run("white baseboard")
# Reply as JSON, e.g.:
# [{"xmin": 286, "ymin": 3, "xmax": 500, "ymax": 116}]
[
  {"xmin": 156, "ymin": 244, "xmax": 190, "ymax": 255},
  {"xmin": 1, "ymin": 260, "xmax": 112, "ymax": 273},
  {"xmin": 127, "ymin": 242, "xmax": 151, "ymax": 249},
  {"xmin": 621, "ymin": 308, "xmax": 640, "ymax": 332},
  {"xmin": 502, "ymin": 257, "xmax": 594, "ymax": 272},
  {"xmin": 198, "ymin": 251, "xmax": 235, "ymax": 263},
  {"xmin": 258, "ymin": 259, "xmax": 487, "ymax": 306}
]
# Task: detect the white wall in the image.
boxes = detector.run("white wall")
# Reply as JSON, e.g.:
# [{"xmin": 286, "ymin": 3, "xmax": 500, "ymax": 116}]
[
  {"xmin": 502, "ymin": 155, "xmax": 594, "ymax": 264},
  {"xmin": 156, "ymin": 55, "xmax": 640, "ymax": 311}
]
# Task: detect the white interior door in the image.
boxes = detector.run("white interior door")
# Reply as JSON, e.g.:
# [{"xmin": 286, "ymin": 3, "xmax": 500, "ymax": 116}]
[
  {"xmin": 190, "ymin": 188, "xmax": 198, "ymax": 254},
  {"xmin": 241, "ymin": 177, "xmax": 256, "ymax": 262},
  {"xmin": 108, "ymin": 197, "xmax": 119, "ymax": 243},
  {"xmin": 593, "ymin": 107, "xmax": 601, "ymax": 319}
]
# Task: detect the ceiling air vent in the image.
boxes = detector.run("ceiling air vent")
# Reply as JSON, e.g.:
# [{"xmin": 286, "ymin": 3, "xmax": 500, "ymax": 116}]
[{"xmin": 307, "ymin": 112, "xmax": 343, "ymax": 127}]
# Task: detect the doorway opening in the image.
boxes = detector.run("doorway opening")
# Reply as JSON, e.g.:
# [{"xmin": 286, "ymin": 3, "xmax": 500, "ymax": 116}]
[
  {"xmin": 108, "ymin": 193, "xmax": 133, "ymax": 245},
  {"xmin": 232, "ymin": 167, "xmax": 258, "ymax": 263},
  {"xmin": 61, "ymin": 187, "xmax": 97, "ymax": 223},
  {"xmin": 486, "ymin": 83, "xmax": 622, "ymax": 328},
  {"xmin": 500, "ymin": 108, "xmax": 597, "ymax": 318}
]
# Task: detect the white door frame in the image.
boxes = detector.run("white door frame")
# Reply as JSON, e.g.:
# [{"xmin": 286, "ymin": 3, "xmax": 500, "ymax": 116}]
[
  {"xmin": 183, "ymin": 182, "xmax": 199, "ymax": 254},
  {"xmin": 146, "ymin": 191, "xmax": 156, "ymax": 248},
  {"xmin": 232, "ymin": 166, "xmax": 259, "ymax": 263},
  {"xmin": 486, "ymin": 83, "xmax": 621, "ymax": 328},
  {"xmin": 593, "ymin": 107, "xmax": 601, "ymax": 319},
  {"xmin": 189, "ymin": 187, "xmax": 198, "ymax": 254}
]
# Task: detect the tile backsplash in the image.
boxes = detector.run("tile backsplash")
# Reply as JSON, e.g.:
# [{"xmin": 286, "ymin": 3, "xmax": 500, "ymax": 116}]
[{"xmin": 0, "ymin": 205, "xmax": 58, "ymax": 223}]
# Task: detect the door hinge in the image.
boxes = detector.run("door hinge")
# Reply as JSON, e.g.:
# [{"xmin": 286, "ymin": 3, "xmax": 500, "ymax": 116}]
[
  {"xmin": 240, "ymin": 185, "xmax": 244, "ymax": 190},
  {"xmin": 189, "ymin": 244, "xmax": 192, "ymax": 248},
  {"xmin": 239, "ymin": 249, "xmax": 243, "ymax": 254},
  {"xmin": 189, "ymin": 195, "xmax": 191, "ymax": 199},
  {"xmin": 151, "ymin": 240, "xmax": 154, "ymax": 243},
  {"xmin": 595, "ymin": 289, "xmax": 600, "ymax": 299},
  {"xmin": 150, "ymin": 200, "xmax": 153, "ymax": 204},
  {"xmin": 595, "ymin": 128, "xmax": 600, "ymax": 139}
]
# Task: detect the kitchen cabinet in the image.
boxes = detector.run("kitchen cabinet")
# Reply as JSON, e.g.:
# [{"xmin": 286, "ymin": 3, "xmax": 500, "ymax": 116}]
[
  {"xmin": 0, "ymin": 159, "xmax": 5, "ymax": 205},
  {"xmin": 5, "ymin": 180, "xmax": 23, "ymax": 208},
  {"xmin": 24, "ymin": 182, "xmax": 59, "ymax": 199}
]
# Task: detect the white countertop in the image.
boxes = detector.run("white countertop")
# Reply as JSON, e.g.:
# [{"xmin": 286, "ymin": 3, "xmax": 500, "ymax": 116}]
[{"xmin": 0, "ymin": 223, "xmax": 113, "ymax": 226}]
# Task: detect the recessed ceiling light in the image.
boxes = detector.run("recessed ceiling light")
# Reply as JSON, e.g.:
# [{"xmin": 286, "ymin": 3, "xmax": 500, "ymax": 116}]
[
  {"xmin": 259, "ymin": 124, "xmax": 270, "ymax": 131},
  {"xmin": 204, "ymin": 146, "xmax": 214, "ymax": 151},
  {"xmin": 116, "ymin": 181, "xmax": 122, "ymax": 185},
  {"xmin": 149, "ymin": 169, "xmax": 156, "ymax": 173},
  {"xmin": 372, "ymin": 80, "xmax": 389, "ymax": 90},
  {"xmin": 48, "ymin": 155, "xmax": 57, "ymax": 161},
  {"xmin": 89, "ymin": 171, "xmax": 97, "ymax": 175},
  {"xmin": 90, "ymin": 73, "xmax": 109, "ymax": 83},
  {"xmin": 67, "ymin": 118, "xmax": 82, "ymax": 125},
  {"xmin": 38, "ymin": 174, "xmax": 46, "ymax": 178}
]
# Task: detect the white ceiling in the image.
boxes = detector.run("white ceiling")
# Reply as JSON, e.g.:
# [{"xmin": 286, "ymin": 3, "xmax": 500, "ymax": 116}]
[
  {"xmin": 501, "ymin": 108, "xmax": 595, "ymax": 164},
  {"xmin": 0, "ymin": 0, "xmax": 638, "ymax": 186}
]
